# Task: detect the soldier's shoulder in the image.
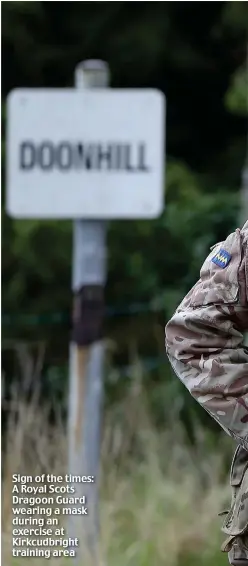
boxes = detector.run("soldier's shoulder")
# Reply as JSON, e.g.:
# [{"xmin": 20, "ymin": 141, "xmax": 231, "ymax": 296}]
[
  {"xmin": 241, "ymin": 220, "xmax": 248, "ymax": 245},
  {"xmin": 184, "ymin": 227, "xmax": 245, "ymax": 308}
]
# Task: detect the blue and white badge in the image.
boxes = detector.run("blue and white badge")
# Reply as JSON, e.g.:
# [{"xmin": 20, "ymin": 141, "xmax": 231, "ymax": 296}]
[{"xmin": 211, "ymin": 248, "xmax": 232, "ymax": 269}]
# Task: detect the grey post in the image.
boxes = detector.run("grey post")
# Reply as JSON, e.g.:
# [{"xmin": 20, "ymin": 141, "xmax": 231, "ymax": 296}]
[
  {"xmin": 240, "ymin": 44, "xmax": 248, "ymax": 227},
  {"xmin": 240, "ymin": 47, "xmax": 248, "ymax": 346},
  {"xmin": 67, "ymin": 60, "xmax": 109, "ymax": 563}
]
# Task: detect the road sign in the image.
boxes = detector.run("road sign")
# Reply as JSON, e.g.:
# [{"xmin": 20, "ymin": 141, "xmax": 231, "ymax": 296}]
[{"xmin": 6, "ymin": 88, "xmax": 165, "ymax": 219}]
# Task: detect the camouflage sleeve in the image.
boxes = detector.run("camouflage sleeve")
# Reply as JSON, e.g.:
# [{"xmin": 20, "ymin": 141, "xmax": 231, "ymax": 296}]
[{"xmin": 165, "ymin": 222, "xmax": 248, "ymax": 450}]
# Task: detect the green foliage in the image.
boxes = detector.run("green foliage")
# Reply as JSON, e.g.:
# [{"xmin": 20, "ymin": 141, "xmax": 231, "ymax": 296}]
[
  {"xmin": 2, "ymin": 2, "xmax": 247, "ymax": 179},
  {"xmin": 225, "ymin": 64, "xmax": 248, "ymax": 116},
  {"xmin": 2, "ymin": 159, "xmax": 239, "ymax": 323},
  {"xmin": 1, "ymin": 2, "xmax": 247, "ymax": 436}
]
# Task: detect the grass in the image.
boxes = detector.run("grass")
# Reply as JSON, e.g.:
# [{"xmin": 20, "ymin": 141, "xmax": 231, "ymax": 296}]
[{"xmin": 2, "ymin": 377, "xmax": 233, "ymax": 566}]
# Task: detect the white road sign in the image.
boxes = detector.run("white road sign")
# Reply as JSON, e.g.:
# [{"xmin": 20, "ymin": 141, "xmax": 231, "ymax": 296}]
[{"xmin": 6, "ymin": 89, "xmax": 165, "ymax": 219}]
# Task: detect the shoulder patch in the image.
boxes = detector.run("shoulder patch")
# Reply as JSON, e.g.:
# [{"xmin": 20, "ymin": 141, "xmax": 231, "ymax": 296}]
[{"xmin": 211, "ymin": 248, "xmax": 232, "ymax": 269}]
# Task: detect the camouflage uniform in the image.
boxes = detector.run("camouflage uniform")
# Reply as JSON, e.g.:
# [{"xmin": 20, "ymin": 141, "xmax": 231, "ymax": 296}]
[{"xmin": 165, "ymin": 220, "xmax": 248, "ymax": 565}]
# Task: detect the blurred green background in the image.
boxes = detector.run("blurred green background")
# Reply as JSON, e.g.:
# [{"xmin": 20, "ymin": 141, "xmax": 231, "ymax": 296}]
[
  {"xmin": 2, "ymin": 0, "xmax": 247, "ymax": 423},
  {"xmin": 1, "ymin": 2, "xmax": 248, "ymax": 565}
]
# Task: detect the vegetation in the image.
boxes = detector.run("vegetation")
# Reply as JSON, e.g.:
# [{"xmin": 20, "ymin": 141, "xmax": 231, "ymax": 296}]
[
  {"xmin": 3, "ymin": 380, "xmax": 233, "ymax": 566},
  {"xmin": 2, "ymin": 1, "xmax": 247, "ymax": 332},
  {"xmin": 2, "ymin": 2, "xmax": 248, "ymax": 565}
]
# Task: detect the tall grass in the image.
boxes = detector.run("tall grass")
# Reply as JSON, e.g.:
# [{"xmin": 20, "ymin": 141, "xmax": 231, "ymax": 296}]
[{"xmin": 2, "ymin": 374, "xmax": 233, "ymax": 566}]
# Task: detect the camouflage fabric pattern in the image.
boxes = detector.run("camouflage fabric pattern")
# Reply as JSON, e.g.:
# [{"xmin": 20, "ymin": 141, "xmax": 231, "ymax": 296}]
[
  {"xmin": 221, "ymin": 445, "xmax": 248, "ymax": 565},
  {"xmin": 165, "ymin": 220, "xmax": 248, "ymax": 450},
  {"xmin": 165, "ymin": 220, "xmax": 248, "ymax": 564}
]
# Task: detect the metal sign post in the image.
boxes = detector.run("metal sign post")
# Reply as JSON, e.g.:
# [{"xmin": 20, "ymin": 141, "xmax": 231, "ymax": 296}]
[
  {"xmin": 240, "ymin": 45, "xmax": 248, "ymax": 227},
  {"xmin": 67, "ymin": 61, "xmax": 109, "ymax": 562}
]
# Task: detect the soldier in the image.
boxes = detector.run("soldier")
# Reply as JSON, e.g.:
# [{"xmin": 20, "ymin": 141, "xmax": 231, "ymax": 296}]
[{"xmin": 165, "ymin": 220, "xmax": 248, "ymax": 565}]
